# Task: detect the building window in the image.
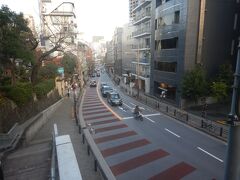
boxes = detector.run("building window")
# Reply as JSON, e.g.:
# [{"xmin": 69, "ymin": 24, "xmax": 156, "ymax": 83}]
[
  {"xmin": 161, "ymin": 37, "xmax": 178, "ymax": 49},
  {"xmin": 156, "ymin": 0, "xmax": 162, "ymax": 8},
  {"xmin": 155, "ymin": 19, "xmax": 158, "ymax": 30},
  {"xmin": 154, "ymin": 61, "xmax": 177, "ymax": 72},
  {"xmin": 157, "ymin": 11, "xmax": 180, "ymax": 28},
  {"xmin": 174, "ymin": 11, "xmax": 180, "ymax": 23}
]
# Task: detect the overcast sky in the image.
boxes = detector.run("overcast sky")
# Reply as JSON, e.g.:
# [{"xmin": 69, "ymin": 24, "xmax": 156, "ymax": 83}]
[{"xmin": 0, "ymin": 0, "xmax": 130, "ymax": 41}]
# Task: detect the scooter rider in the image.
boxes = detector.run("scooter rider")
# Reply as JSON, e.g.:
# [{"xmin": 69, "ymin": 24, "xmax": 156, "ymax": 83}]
[{"xmin": 134, "ymin": 105, "xmax": 141, "ymax": 116}]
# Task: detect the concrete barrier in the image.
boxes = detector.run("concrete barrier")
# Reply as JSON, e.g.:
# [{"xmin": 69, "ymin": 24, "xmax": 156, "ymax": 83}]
[{"xmin": 24, "ymin": 98, "xmax": 64, "ymax": 143}]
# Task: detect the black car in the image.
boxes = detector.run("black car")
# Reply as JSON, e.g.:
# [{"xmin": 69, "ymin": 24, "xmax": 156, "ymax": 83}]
[
  {"xmin": 90, "ymin": 80, "xmax": 97, "ymax": 87},
  {"xmin": 101, "ymin": 85, "xmax": 113, "ymax": 97},
  {"xmin": 107, "ymin": 91, "xmax": 122, "ymax": 106}
]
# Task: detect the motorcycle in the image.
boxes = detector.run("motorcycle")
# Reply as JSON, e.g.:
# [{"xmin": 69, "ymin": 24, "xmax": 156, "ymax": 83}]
[{"xmin": 133, "ymin": 112, "xmax": 143, "ymax": 121}]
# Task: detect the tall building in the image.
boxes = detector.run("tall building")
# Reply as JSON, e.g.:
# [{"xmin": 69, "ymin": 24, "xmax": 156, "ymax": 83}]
[
  {"xmin": 24, "ymin": 14, "xmax": 37, "ymax": 36},
  {"xmin": 151, "ymin": 0, "xmax": 238, "ymax": 105},
  {"xmin": 113, "ymin": 27, "xmax": 123, "ymax": 78},
  {"xmin": 105, "ymin": 40, "xmax": 115, "ymax": 75},
  {"xmin": 122, "ymin": 23, "xmax": 137, "ymax": 75},
  {"xmin": 131, "ymin": 0, "xmax": 152, "ymax": 94},
  {"xmin": 129, "ymin": 0, "xmax": 139, "ymax": 21}
]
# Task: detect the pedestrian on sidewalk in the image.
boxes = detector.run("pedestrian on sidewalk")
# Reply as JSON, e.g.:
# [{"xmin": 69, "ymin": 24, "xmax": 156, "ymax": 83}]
[{"xmin": 68, "ymin": 89, "xmax": 70, "ymax": 97}]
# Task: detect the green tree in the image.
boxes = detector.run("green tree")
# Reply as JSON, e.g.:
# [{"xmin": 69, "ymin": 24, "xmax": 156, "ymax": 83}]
[
  {"xmin": 211, "ymin": 81, "xmax": 228, "ymax": 103},
  {"xmin": 38, "ymin": 63, "xmax": 58, "ymax": 80},
  {"xmin": 181, "ymin": 65, "xmax": 208, "ymax": 102},
  {"xmin": 0, "ymin": 5, "xmax": 34, "ymax": 85},
  {"xmin": 217, "ymin": 64, "xmax": 233, "ymax": 85},
  {"xmin": 61, "ymin": 53, "xmax": 77, "ymax": 75}
]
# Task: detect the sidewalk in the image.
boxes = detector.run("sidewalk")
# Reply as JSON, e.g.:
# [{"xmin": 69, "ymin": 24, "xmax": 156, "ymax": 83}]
[
  {"xmin": 33, "ymin": 96, "xmax": 103, "ymax": 180},
  {"xmin": 4, "ymin": 96, "xmax": 102, "ymax": 180}
]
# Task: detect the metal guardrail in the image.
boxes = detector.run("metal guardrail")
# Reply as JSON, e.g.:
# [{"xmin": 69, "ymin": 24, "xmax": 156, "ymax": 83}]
[
  {"xmin": 82, "ymin": 129, "xmax": 116, "ymax": 180},
  {"xmin": 76, "ymin": 87, "xmax": 116, "ymax": 180},
  {"xmin": 0, "ymin": 123, "xmax": 21, "ymax": 151}
]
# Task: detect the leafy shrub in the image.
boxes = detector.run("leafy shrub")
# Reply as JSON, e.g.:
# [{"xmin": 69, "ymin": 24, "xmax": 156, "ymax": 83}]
[
  {"xmin": 34, "ymin": 79, "xmax": 55, "ymax": 98},
  {"xmin": 0, "ymin": 82, "xmax": 33, "ymax": 106},
  {"xmin": 211, "ymin": 82, "xmax": 228, "ymax": 103}
]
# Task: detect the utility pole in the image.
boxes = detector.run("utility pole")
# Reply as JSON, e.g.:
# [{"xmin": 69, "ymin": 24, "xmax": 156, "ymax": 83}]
[{"xmin": 224, "ymin": 39, "xmax": 240, "ymax": 180}]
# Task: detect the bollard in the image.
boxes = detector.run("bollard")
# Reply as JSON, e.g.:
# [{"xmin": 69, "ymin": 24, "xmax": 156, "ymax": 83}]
[
  {"xmin": 201, "ymin": 120, "xmax": 204, "ymax": 128},
  {"xmin": 220, "ymin": 127, "xmax": 223, "ymax": 137},
  {"xmin": 94, "ymin": 159, "xmax": 98, "ymax": 172},
  {"xmin": 186, "ymin": 114, "xmax": 189, "ymax": 122}
]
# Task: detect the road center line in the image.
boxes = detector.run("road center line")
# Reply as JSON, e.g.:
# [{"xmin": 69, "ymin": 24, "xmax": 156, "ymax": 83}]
[
  {"xmin": 143, "ymin": 113, "xmax": 161, "ymax": 117},
  {"xmin": 122, "ymin": 116, "xmax": 134, "ymax": 120},
  {"xmin": 144, "ymin": 116, "xmax": 155, "ymax": 123},
  {"xmin": 197, "ymin": 147, "xmax": 223, "ymax": 163},
  {"xmin": 165, "ymin": 128, "xmax": 181, "ymax": 138},
  {"xmin": 122, "ymin": 113, "xmax": 161, "ymax": 120}
]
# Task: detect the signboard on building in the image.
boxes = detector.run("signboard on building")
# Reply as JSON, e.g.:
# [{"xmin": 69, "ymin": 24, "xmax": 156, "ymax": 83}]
[{"xmin": 57, "ymin": 67, "xmax": 64, "ymax": 74}]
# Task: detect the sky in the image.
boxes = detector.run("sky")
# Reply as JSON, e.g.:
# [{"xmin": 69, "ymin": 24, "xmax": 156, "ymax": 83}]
[{"xmin": 0, "ymin": 0, "xmax": 130, "ymax": 41}]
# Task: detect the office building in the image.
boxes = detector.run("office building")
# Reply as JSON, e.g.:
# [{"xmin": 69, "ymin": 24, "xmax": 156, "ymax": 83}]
[
  {"xmin": 151, "ymin": 0, "xmax": 237, "ymax": 105},
  {"xmin": 131, "ymin": 0, "xmax": 152, "ymax": 94}
]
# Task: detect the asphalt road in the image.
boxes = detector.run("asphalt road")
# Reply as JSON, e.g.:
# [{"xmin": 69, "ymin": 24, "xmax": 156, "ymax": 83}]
[{"xmin": 84, "ymin": 72, "xmax": 226, "ymax": 180}]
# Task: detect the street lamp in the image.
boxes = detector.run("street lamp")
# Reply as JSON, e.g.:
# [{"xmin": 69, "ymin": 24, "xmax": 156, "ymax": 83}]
[{"xmin": 224, "ymin": 39, "xmax": 240, "ymax": 180}]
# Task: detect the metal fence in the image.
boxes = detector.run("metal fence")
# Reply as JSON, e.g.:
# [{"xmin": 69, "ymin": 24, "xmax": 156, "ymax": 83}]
[{"xmin": 120, "ymin": 85, "xmax": 229, "ymax": 141}]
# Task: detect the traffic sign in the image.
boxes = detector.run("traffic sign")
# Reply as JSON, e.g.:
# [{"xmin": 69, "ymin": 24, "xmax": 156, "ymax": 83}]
[{"xmin": 57, "ymin": 67, "xmax": 64, "ymax": 74}]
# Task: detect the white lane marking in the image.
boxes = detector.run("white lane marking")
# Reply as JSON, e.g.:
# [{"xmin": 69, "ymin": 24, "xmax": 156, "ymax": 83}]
[
  {"xmin": 197, "ymin": 147, "xmax": 223, "ymax": 163},
  {"xmin": 122, "ymin": 113, "xmax": 161, "ymax": 120},
  {"xmin": 144, "ymin": 116, "xmax": 155, "ymax": 123},
  {"xmin": 125, "ymin": 102, "xmax": 145, "ymax": 110},
  {"xmin": 143, "ymin": 113, "xmax": 161, "ymax": 117},
  {"xmin": 123, "ymin": 103, "xmax": 134, "ymax": 110},
  {"xmin": 130, "ymin": 102, "xmax": 136, "ymax": 106},
  {"xmin": 122, "ymin": 116, "xmax": 134, "ymax": 120},
  {"xmin": 118, "ymin": 106, "xmax": 126, "ymax": 112},
  {"xmin": 165, "ymin": 128, "xmax": 181, "ymax": 138}
]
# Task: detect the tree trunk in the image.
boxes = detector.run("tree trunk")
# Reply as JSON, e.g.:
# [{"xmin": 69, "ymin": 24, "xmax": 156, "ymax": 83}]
[
  {"xmin": 10, "ymin": 63, "xmax": 16, "ymax": 86},
  {"xmin": 31, "ymin": 62, "xmax": 40, "ymax": 85}
]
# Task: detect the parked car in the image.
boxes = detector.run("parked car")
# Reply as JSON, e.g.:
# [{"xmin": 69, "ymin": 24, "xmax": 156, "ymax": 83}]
[
  {"xmin": 107, "ymin": 91, "xmax": 122, "ymax": 106},
  {"xmin": 90, "ymin": 80, "xmax": 97, "ymax": 87},
  {"xmin": 101, "ymin": 85, "xmax": 113, "ymax": 97}
]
